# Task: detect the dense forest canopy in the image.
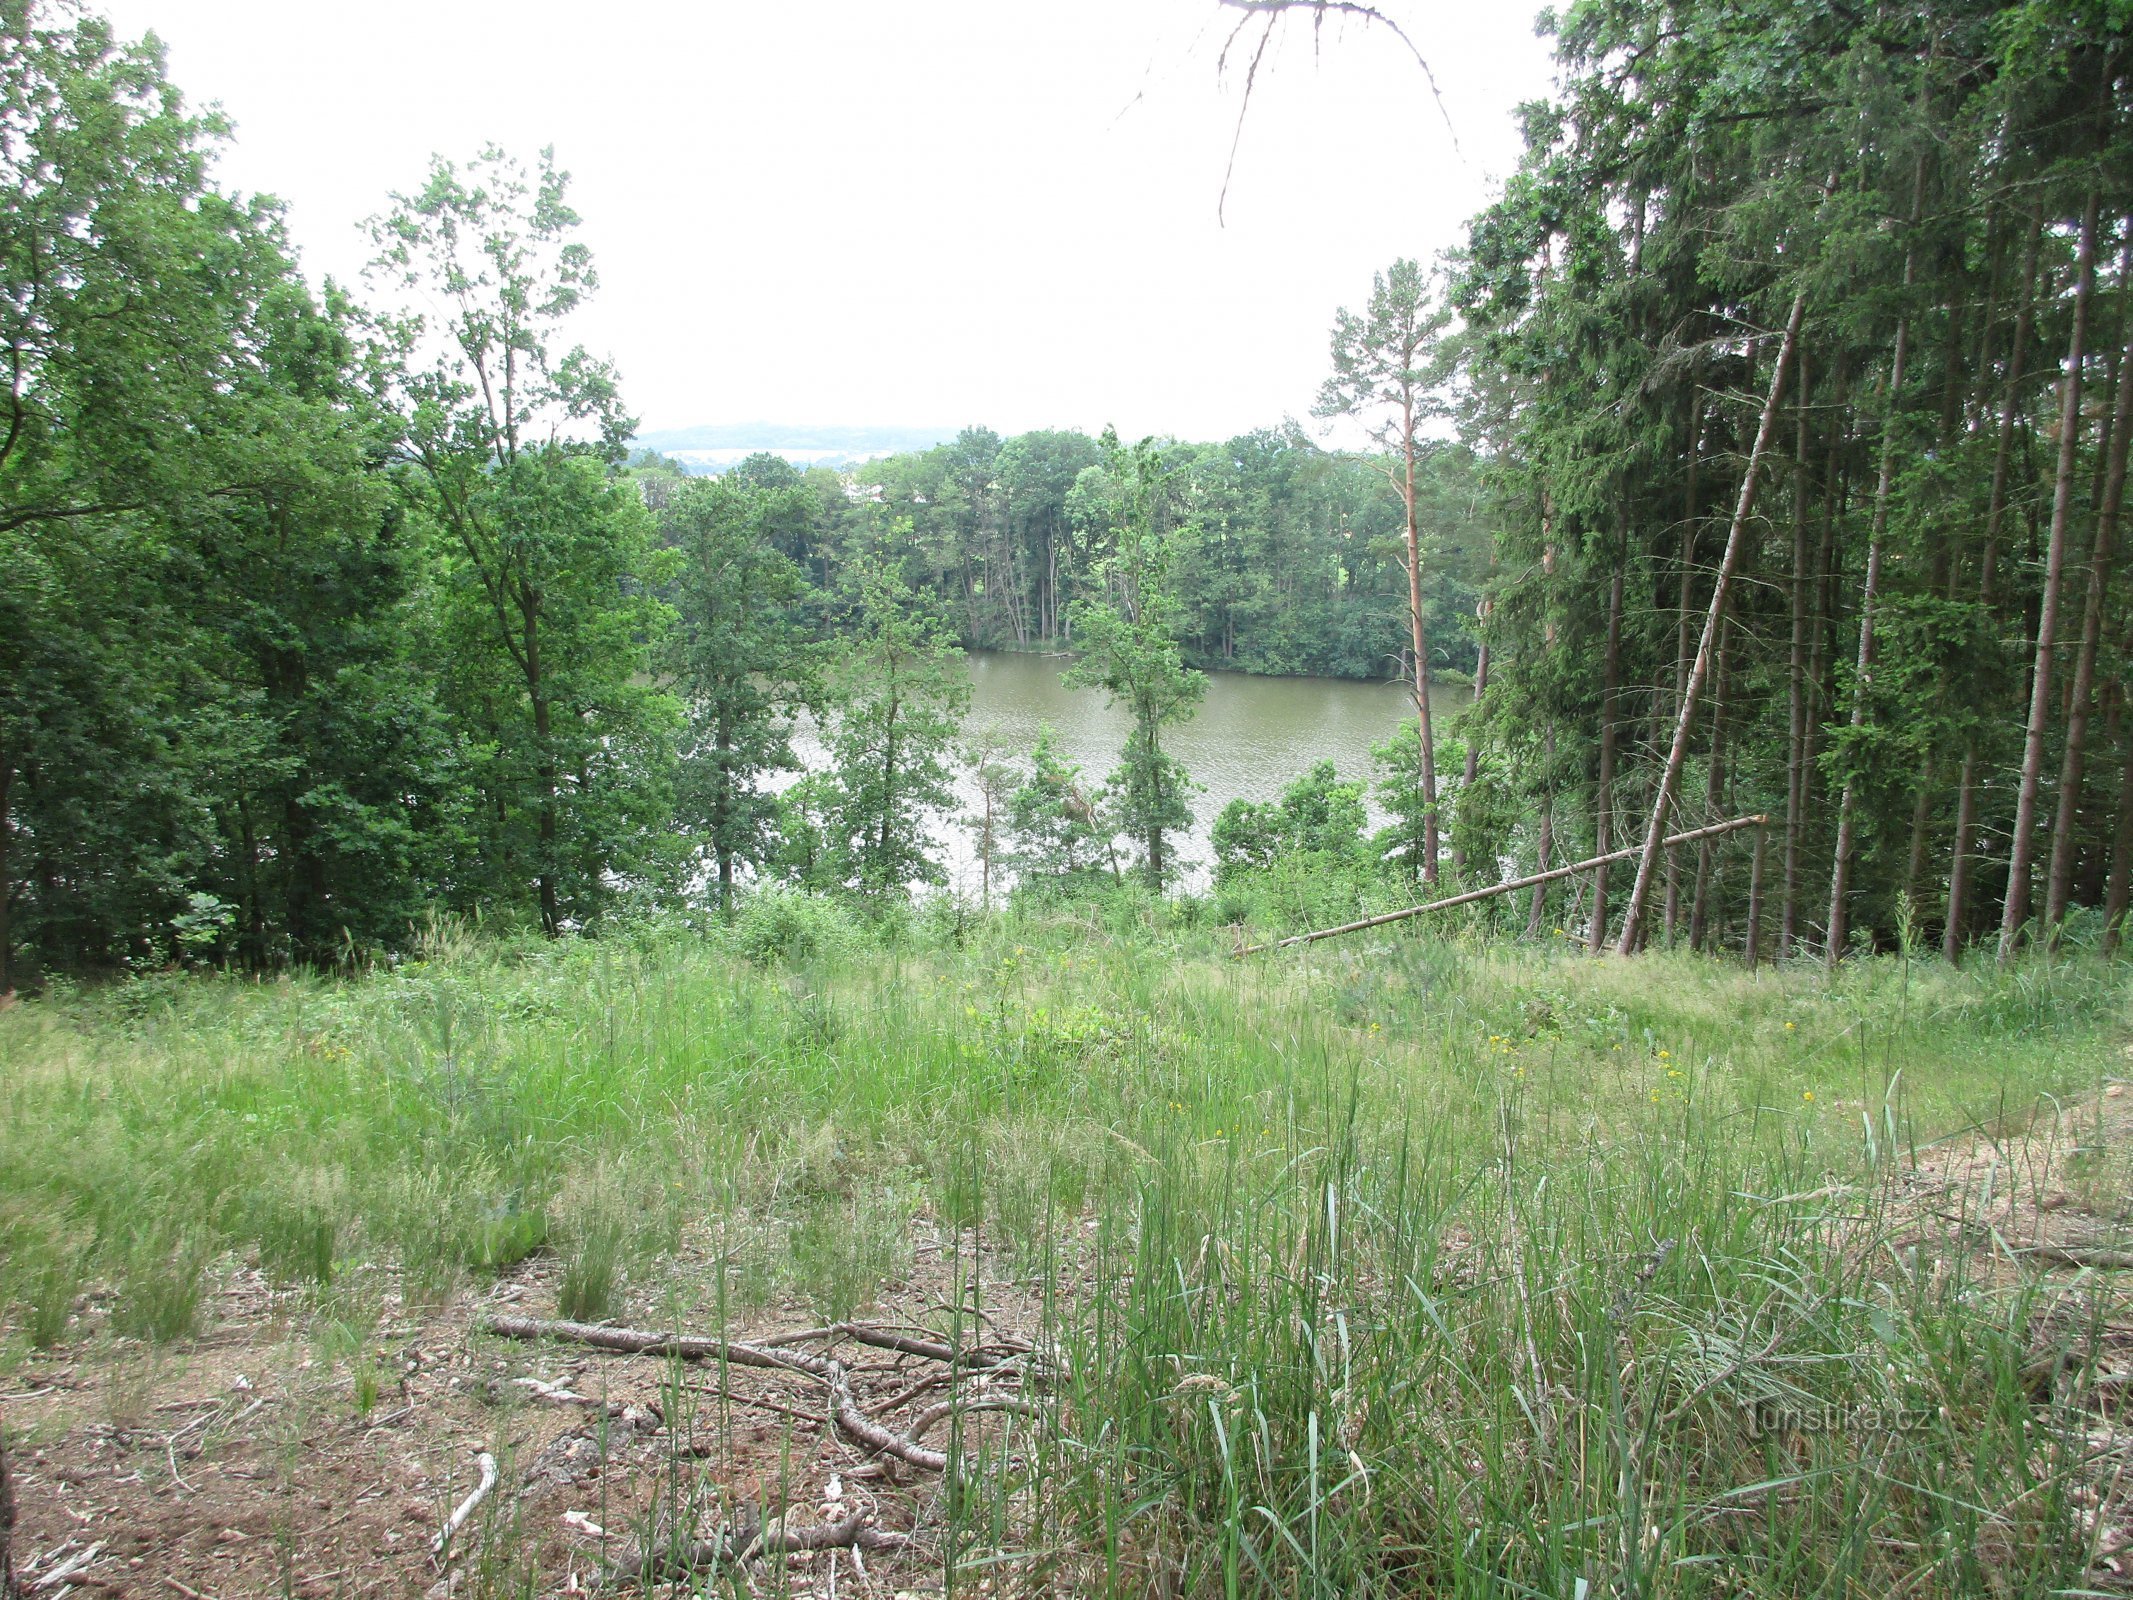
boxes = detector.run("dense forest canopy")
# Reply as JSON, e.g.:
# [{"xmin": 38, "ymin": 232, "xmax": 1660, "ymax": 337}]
[{"xmin": 2, "ymin": 0, "xmax": 2130, "ymax": 986}]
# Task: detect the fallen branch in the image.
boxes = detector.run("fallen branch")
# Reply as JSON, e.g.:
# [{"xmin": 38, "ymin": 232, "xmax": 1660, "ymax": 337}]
[
  {"xmin": 909, "ymin": 1397, "xmax": 1040, "ymax": 1441},
  {"xmin": 2033, "ymin": 1245, "xmax": 2133, "ymax": 1270},
  {"xmin": 618, "ymin": 1509, "xmax": 911, "ymax": 1580},
  {"xmin": 431, "ymin": 1451, "xmax": 498, "ymax": 1560},
  {"xmin": 480, "ymin": 1316, "xmax": 973, "ymax": 1473},
  {"xmin": 1235, "ymin": 816, "xmax": 1769, "ymax": 955}
]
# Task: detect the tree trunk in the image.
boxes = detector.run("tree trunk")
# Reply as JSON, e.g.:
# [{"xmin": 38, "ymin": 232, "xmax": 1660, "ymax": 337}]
[
  {"xmin": 1666, "ymin": 387, "xmax": 1703, "ymax": 944},
  {"xmin": 1402, "ymin": 413, "xmax": 1440, "ymax": 884},
  {"xmin": 1947, "ymin": 208, "xmax": 2043, "ymax": 962},
  {"xmin": 1526, "ymin": 723, "xmax": 1555, "ymax": 938},
  {"xmin": 1691, "ymin": 631, "xmax": 1729, "ymax": 950},
  {"xmin": 1453, "ymin": 604, "xmax": 1490, "ymax": 875},
  {"xmin": 2046, "ymin": 232, "xmax": 2133, "ymax": 933},
  {"xmin": 1617, "ymin": 293, "xmax": 1805, "ymax": 954},
  {"xmin": 0, "ymin": 752, "xmax": 13, "ymax": 996},
  {"xmin": 1746, "ymin": 819, "xmax": 1768, "ymax": 968},
  {"xmin": 2105, "ymin": 681, "xmax": 2133, "ymax": 952},
  {"xmin": 1781, "ymin": 360, "xmax": 1813, "ymax": 957},
  {"xmin": 524, "ymin": 594, "xmax": 561, "ymax": 940},
  {"xmin": 2001, "ymin": 192, "xmax": 2101, "ymax": 964},
  {"xmin": 1589, "ymin": 563, "xmax": 1625, "ymax": 953},
  {"xmin": 1827, "ymin": 190, "xmax": 1924, "ymax": 968},
  {"xmin": 715, "ymin": 711, "xmax": 736, "ymax": 917}
]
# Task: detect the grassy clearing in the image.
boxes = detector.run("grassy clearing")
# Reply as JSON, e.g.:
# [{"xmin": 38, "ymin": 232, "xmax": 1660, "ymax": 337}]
[{"xmin": 1, "ymin": 911, "xmax": 2129, "ymax": 1595}]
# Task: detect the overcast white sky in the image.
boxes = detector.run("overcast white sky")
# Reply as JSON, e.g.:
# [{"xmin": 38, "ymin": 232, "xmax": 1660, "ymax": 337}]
[{"xmin": 100, "ymin": 0, "xmax": 1555, "ymax": 444}]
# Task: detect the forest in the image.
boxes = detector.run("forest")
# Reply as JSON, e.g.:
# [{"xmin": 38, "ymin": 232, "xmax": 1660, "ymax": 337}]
[
  {"xmin": 6, "ymin": 0, "xmax": 2129, "ymax": 984},
  {"xmin": 6, "ymin": 1, "xmax": 2133, "ymax": 1593}
]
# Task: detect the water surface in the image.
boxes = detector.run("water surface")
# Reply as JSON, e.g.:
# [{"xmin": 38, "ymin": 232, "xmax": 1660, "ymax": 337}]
[{"xmin": 794, "ymin": 650, "xmax": 1467, "ymax": 895}]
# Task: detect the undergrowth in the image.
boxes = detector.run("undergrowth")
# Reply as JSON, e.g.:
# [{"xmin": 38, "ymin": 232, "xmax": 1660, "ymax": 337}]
[{"xmin": 0, "ymin": 908, "xmax": 2128, "ymax": 1595}]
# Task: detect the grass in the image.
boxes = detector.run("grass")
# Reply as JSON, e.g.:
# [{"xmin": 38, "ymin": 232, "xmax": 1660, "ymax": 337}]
[{"xmin": 1, "ymin": 906, "xmax": 2129, "ymax": 1595}]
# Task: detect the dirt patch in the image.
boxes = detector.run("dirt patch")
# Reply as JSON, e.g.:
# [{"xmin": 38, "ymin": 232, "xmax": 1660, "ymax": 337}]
[{"xmin": 4, "ymin": 1223, "xmax": 1056, "ymax": 1598}]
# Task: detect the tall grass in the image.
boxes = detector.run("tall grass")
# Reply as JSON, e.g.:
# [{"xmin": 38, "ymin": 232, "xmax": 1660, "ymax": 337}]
[{"xmin": 0, "ymin": 910, "xmax": 2126, "ymax": 1593}]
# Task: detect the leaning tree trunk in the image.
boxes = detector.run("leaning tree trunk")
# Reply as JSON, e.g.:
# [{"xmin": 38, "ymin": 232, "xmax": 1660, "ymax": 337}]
[
  {"xmin": 1617, "ymin": 292, "xmax": 1806, "ymax": 955},
  {"xmin": 2001, "ymin": 192, "xmax": 2101, "ymax": 965},
  {"xmin": 2046, "ymin": 230, "xmax": 2133, "ymax": 933}
]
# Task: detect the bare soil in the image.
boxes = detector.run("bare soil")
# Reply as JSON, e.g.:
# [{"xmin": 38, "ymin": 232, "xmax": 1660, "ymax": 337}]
[{"xmin": 4, "ymin": 1223, "xmax": 1053, "ymax": 1599}]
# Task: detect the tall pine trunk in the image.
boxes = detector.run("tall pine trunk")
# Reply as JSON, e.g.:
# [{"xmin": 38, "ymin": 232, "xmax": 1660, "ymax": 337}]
[
  {"xmin": 1827, "ymin": 176, "xmax": 1923, "ymax": 968},
  {"xmin": 1948, "ymin": 209, "xmax": 2043, "ymax": 961},
  {"xmin": 1781, "ymin": 361, "xmax": 1813, "ymax": 956},
  {"xmin": 1589, "ymin": 560, "xmax": 1625, "ymax": 953},
  {"xmin": 2046, "ymin": 230, "xmax": 2133, "ymax": 932},
  {"xmin": 2000, "ymin": 192, "xmax": 2101, "ymax": 964}
]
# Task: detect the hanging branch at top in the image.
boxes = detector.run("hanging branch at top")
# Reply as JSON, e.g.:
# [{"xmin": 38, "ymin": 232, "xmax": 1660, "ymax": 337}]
[
  {"xmin": 1614, "ymin": 292, "xmax": 1807, "ymax": 956},
  {"xmin": 1213, "ymin": 0, "xmax": 1455, "ymax": 224}
]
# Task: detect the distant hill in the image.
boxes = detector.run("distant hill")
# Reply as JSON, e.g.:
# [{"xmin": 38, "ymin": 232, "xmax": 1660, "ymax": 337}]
[{"xmin": 633, "ymin": 423, "xmax": 954, "ymax": 474}]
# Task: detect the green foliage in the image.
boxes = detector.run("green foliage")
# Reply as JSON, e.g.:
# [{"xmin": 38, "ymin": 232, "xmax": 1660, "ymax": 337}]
[
  {"xmin": 1065, "ymin": 433, "xmax": 1207, "ymax": 891},
  {"xmin": 820, "ymin": 548, "xmax": 971, "ymax": 896},
  {"xmin": 665, "ymin": 475, "xmax": 823, "ymax": 913},
  {"xmin": 1007, "ymin": 725, "xmax": 1109, "ymax": 889},
  {"xmin": 370, "ymin": 145, "xmax": 678, "ymax": 937},
  {"xmin": 1212, "ymin": 761, "xmax": 1367, "ymax": 885}
]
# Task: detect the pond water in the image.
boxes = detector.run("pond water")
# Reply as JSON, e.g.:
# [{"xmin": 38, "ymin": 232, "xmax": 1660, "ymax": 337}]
[{"xmin": 790, "ymin": 650, "xmax": 1469, "ymax": 896}]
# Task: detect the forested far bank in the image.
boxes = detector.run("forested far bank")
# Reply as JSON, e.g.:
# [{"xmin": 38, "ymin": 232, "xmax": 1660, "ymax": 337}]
[{"xmin": 624, "ymin": 426, "xmax": 1492, "ymax": 686}]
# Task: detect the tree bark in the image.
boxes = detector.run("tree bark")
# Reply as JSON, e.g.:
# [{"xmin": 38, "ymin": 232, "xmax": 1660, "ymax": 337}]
[
  {"xmin": 0, "ymin": 751, "xmax": 12, "ymax": 997},
  {"xmin": 2105, "ymin": 680, "xmax": 2133, "ymax": 952},
  {"xmin": 2046, "ymin": 232, "xmax": 2133, "ymax": 933},
  {"xmin": 1691, "ymin": 630, "xmax": 1729, "ymax": 950},
  {"xmin": 1589, "ymin": 561, "xmax": 1625, "ymax": 953},
  {"xmin": 2001, "ymin": 192, "xmax": 2101, "ymax": 964},
  {"xmin": 1947, "ymin": 208, "xmax": 2042, "ymax": 962},
  {"xmin": 1781, "ymin": 360, "xmax": 1813, "ymax": 957},
  {"xmin": 1666, "ymin": 386, "xmax": 1703, "ymax": 944},
  {"xmin": 1827, "ymin": 179, "xmax": 1924, "ymax": 969},
  {"xmin": 1402, "ymin": 406, "xmax": 1440, "ymax": 884},
  {"xmin": 1616, "ymin": 293, "xmax": 1805, "ymax": 955}
]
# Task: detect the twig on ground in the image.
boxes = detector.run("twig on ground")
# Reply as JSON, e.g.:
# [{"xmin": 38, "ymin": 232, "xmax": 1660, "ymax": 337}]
[{"xmin": 430, "ymin": 1450, "xmax": 498, "ymax": 1561}]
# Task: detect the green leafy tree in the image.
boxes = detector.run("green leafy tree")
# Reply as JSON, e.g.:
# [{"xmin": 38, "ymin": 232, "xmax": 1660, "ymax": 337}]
[
  {"xmin": 667, "ymin": 476, "xmax": 822, "ymax": 914},
  {"xmin": 823, "ymin": 548, "xmax": 971, "ymax": 896},
  {"xmin": 1066, "ymin": 434, "xmax": 1206, "ymax": 891},
  {"xmin": 1213, "ymin": 762, "xmax": 1366, "ymax": 885},
  {"xmin": 1007, "ymin": 725, "xmax": 1109, "ymax": 889},
  {"xmin": 0, "ymin": 4, "xmax": 443, "ymax": 982},
  {"xmin": 369, "ymin": 146, "xmax": 677, "ymax": 934}
]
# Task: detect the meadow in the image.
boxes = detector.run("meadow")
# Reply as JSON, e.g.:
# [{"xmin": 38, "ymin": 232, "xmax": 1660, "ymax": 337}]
[{"xmin": 2, "ymin": 903, "xmax": 2130, "ymax": 1596}]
